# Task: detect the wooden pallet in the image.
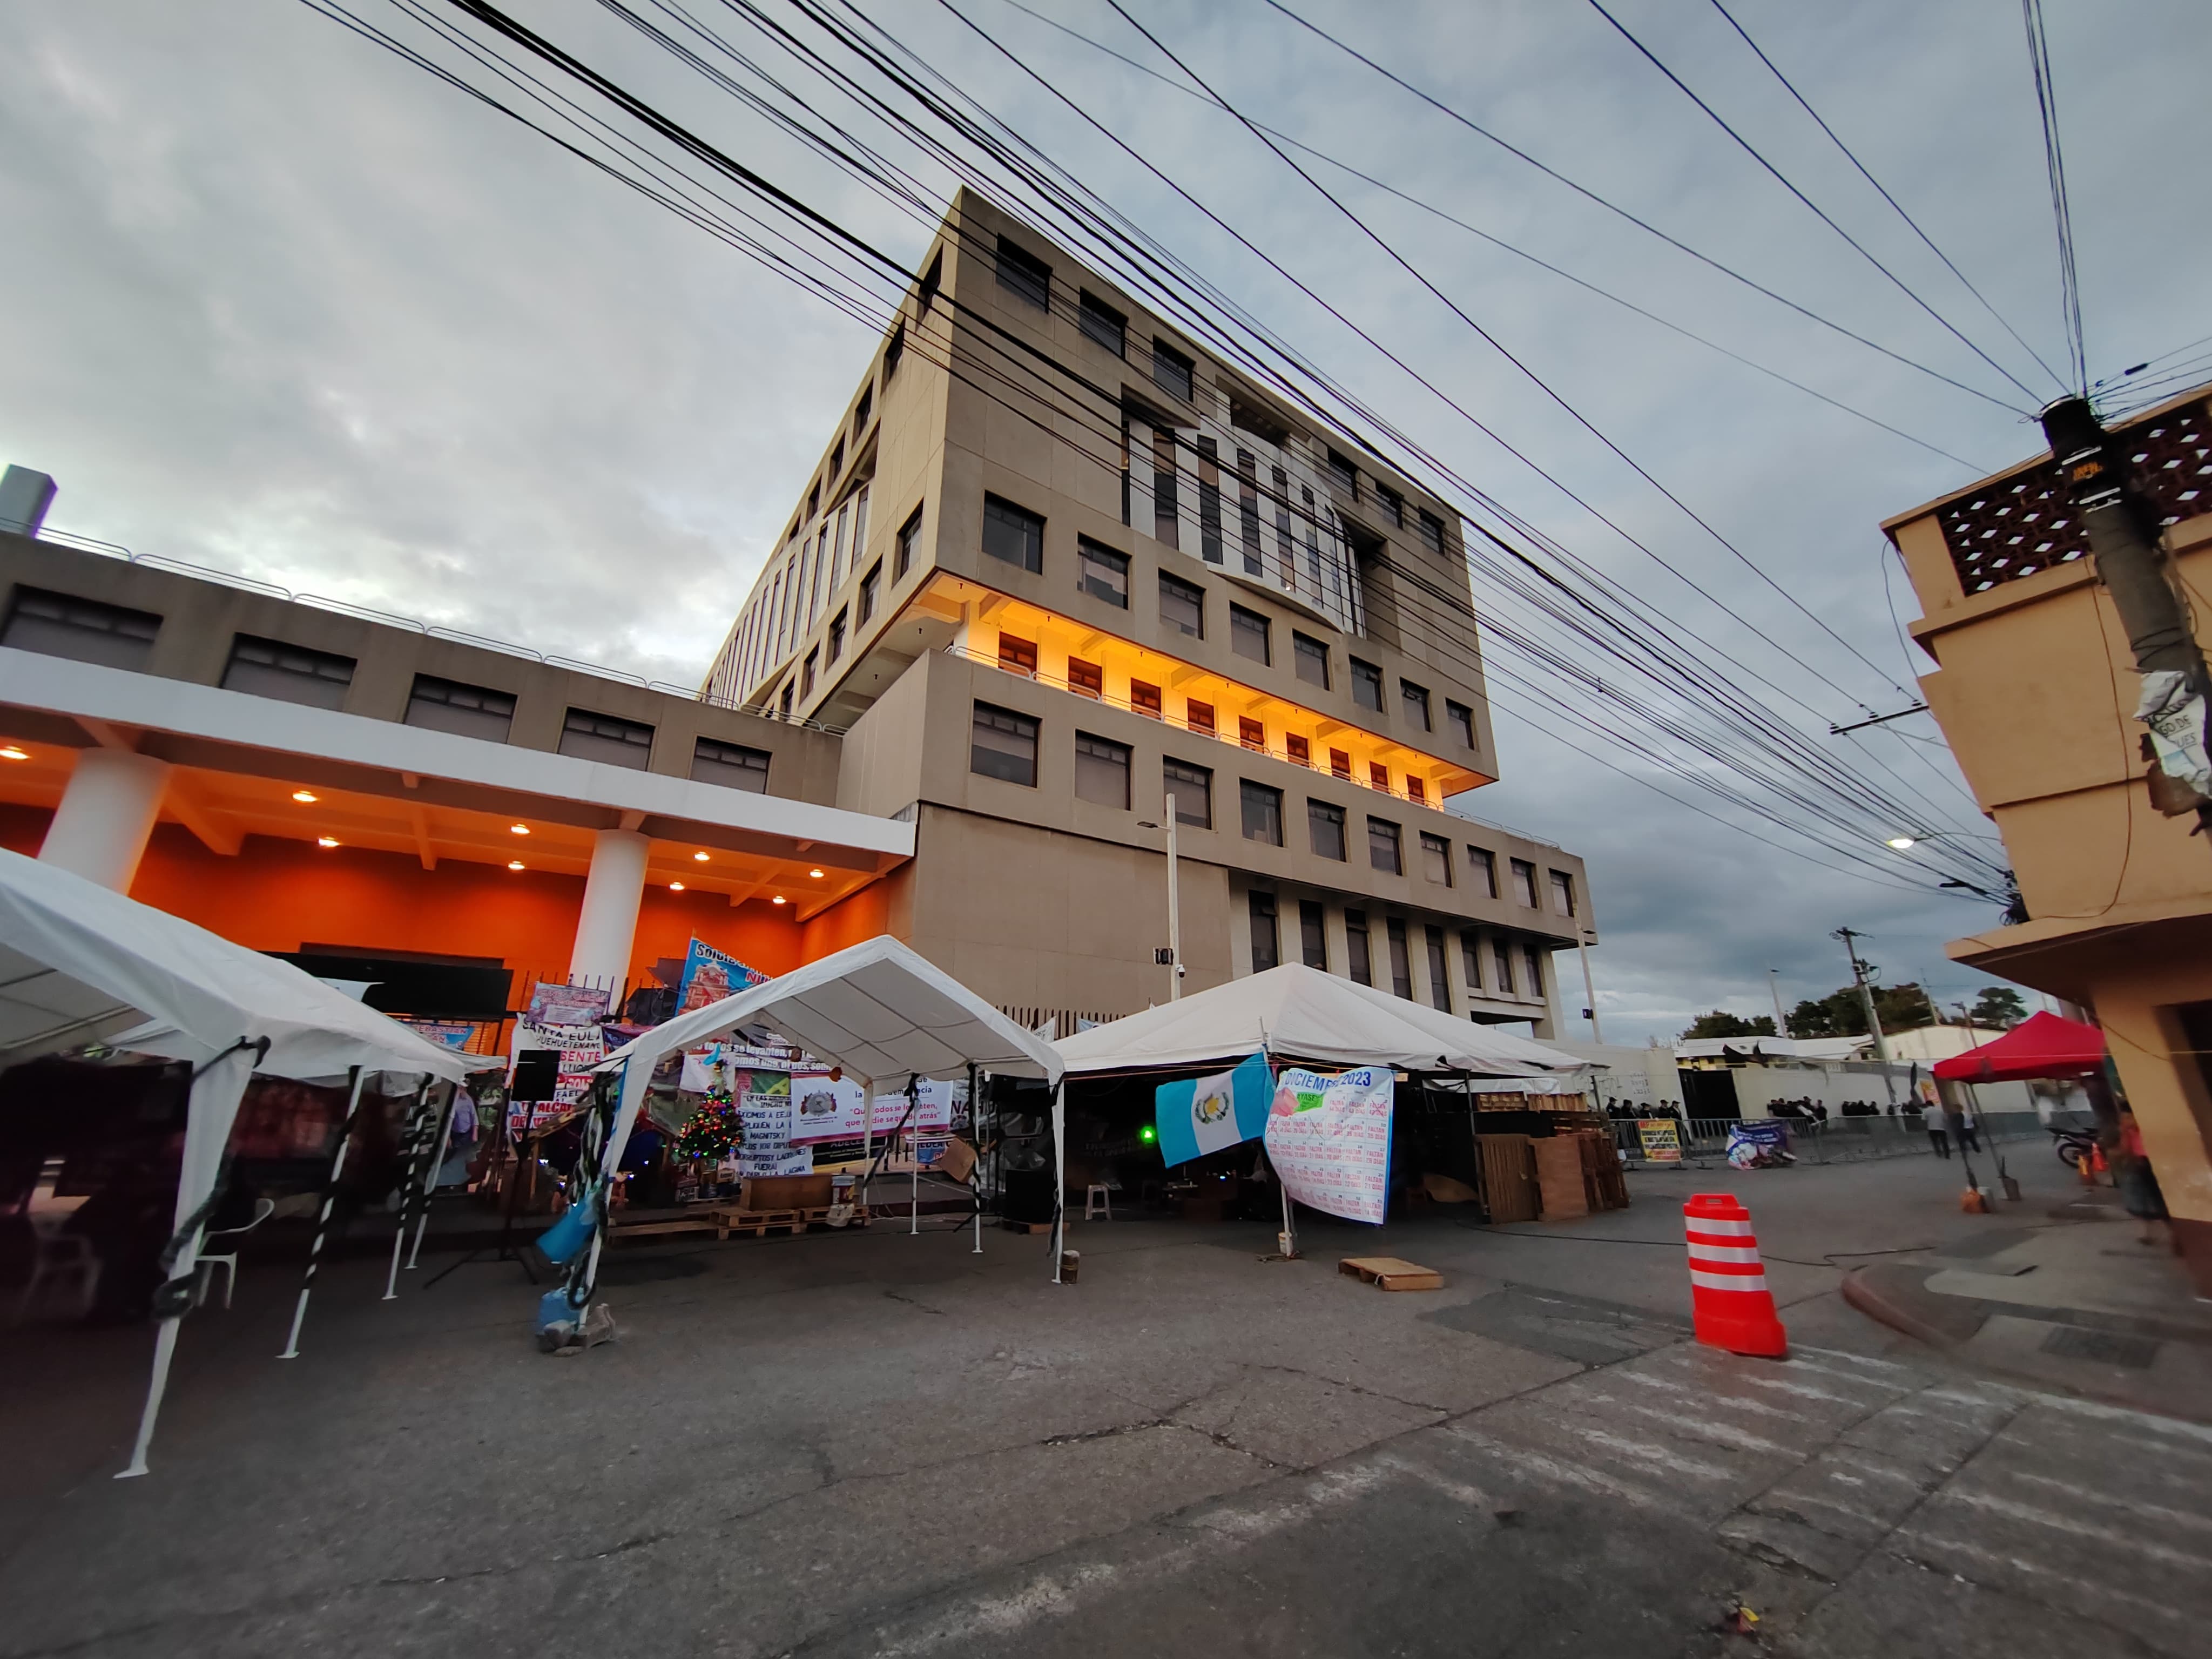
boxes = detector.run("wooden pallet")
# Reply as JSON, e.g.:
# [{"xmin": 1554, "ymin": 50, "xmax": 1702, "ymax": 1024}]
[
  {"xmin": 1339, "ymin": 1256, "xmax": 1444, "ymax": 1292},
  {"xmin": 1002, "ymin": 1217, "xmax": 1056, "ymax": 1235},
  {"xmin": 710, "ymin": 1207, "xmax": 804, "ymax": 1240},
  {"xmin": 608, "ymin": 1216, "xmax": 721, "ymax": 1240}
]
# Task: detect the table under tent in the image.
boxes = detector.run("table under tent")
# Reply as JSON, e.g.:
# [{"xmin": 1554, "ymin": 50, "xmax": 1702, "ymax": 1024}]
[
  {"xmin": 0, "ymin": 847, "xmax": 498, "ymax": 1476},
  {"xmin": 1050, "ymin": 963, "xmax": 1611, "ymax": 1228},
  {"xmin": 565, "ymin": 936, "xmax": 1067, "ymax": 1321}
]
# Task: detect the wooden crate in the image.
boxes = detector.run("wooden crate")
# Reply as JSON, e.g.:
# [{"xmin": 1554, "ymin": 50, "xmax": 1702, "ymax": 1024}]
[
  {"xmin": 1532, "ymin": 1137, "xmax": 1589, "ymax": 1220},
  {"xmin": 1575, "ymin": 1131, "xmax": 1631, "ymax": 1211},
  {"xmin": 1475, "ymin": 1134, "xmax": 1539, "ymax": 1223}
]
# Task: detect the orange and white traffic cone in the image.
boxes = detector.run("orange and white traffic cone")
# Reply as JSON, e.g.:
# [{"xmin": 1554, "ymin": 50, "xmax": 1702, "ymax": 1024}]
[{"xmin": 1684, "ymin": 1193, "xmax": 1788, "ymax": 1359}]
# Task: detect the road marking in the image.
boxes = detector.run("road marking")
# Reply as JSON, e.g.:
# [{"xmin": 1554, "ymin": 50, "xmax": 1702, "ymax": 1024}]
[
  {"xmin": 2002, "ymin": 1469, "xmax": 2212, "ymax": 1534},
  {"xmin": 1576, "ymin": 1427, "xmax": 1736, "ymax": 1485},
  {"xmin": 1609, "ymin": 1402, "xmax": 1790, "ymax": 1455},
  {"xmin": 1917, "ymin": 1490, "xmax": 2212, "ymax": 1573},
  {"xmin": 1445, "ymin": 1427, "xmax": 1676, "ymax": 1510}
]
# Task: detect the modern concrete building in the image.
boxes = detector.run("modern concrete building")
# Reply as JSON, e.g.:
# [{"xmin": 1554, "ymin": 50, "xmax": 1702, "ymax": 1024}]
[
  {"xmin": 704, "ymin": 192, "xmax": 1591, "ymax": 1034},
  {"xmin": 0, "ymin": 195, "xmax": 1591, "ymax": 1040},
  {"xmin": 1885, "ymin": 382, "xmax": 2212, "ymax": 1291}
]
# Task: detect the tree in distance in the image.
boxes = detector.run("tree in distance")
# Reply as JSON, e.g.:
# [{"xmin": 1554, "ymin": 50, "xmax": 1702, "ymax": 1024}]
[
  {"xmin": 1681, "ymin": 1011, "xmax": 1778, "ymax": 1041},
  {"xmin": 1967, "ymin": 986, "xmax": 2029, "ymax": 1029},
  {"xmin": 1786, "ymin": 982, "xmax": 1936, "ymax": 1038}
]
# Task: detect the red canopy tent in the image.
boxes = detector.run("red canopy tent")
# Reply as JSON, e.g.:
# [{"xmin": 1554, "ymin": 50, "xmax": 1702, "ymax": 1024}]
[{"xmin": 1932, "ymin": 1010, "xmax": 2107, "ymax": 1083}]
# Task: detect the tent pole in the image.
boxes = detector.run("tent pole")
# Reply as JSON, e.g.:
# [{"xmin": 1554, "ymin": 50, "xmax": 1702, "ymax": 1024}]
[
  {"xmin": 279, "ymin": 1064, "xmax": 366, "ymax": 1360},
  {"xmin": 1050, "ymin": 1077, "xmax": 1066, "ymax": 1284},
  {"xmin": 911, "ymin": 1075, "xmax": 921, "ymax": 1237},
  {"xmin": 969, "ymin": 1063, "xmax": 982, "ymax": 1255},
  {"xmin": 383, "ymin": 1078, "xmax": 434, "ymax": 1300},
  {"xmin": 405, "ymin": 1081, "xmax": 460, "ymax": 1271},
  {"xmin": 118, "ymin": 1043, "xmax": 258, "ymax": 1479},
  {"xmin": 858, "ymin": 1076, "xmax": 875, "ymax": 1218}
]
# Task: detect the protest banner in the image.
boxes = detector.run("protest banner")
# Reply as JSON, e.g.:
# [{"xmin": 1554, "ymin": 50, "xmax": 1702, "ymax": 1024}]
[
  {"xmin": 1263, "ymin": 1065, "xmax": 1393, "ymax": 1225},
  {"xmin": 1636, "ymin": 1119, "xmax": 1684, "ymax": 1163}
]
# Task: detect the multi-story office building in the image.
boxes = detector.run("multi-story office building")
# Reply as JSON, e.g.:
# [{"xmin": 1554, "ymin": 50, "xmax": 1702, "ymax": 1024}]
[{"xmin": 704, "ymin": 193, "xmax": 1591, "ymax": 1033}]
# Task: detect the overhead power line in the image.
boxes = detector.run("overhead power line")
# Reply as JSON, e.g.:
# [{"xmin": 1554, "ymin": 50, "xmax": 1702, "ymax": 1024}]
[{"xmin": 2021, "ymin": 0, "xmax": 2087, "ymax": 395}]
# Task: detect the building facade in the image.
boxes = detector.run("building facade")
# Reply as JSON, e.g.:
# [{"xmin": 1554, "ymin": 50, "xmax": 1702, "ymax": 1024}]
[
  {"xmin": 1885, "ymin": 385, "xmax": 2212, "ymax": 1291},
  {"xmin": 704, "ymin": 192, "xmax": 1592, "ymax": 1033}
]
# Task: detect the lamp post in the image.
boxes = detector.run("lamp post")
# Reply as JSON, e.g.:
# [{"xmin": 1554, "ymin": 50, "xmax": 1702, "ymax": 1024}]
[
  {"xmin": 1137, "ymin": 796, "xmax": 1183, "ymax": 1002},
  {"xmin": 1575, "ymin": 927, "xmax": 1602, "ymax": 1042}
]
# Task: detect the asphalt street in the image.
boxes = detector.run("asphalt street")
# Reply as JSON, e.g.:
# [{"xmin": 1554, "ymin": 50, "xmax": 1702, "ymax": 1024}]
[{"xmin": 2, "ymin": 1152, "xmax": 2203, "ymax": 1658}]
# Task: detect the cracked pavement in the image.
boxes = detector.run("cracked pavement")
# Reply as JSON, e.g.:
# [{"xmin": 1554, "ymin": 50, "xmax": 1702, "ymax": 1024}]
[{"xmin": 3, "ymin": 1155, "xmax": 2204, "ymax": 1657}]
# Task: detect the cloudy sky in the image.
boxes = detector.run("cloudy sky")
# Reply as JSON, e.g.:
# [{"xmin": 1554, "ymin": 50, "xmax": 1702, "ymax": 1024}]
[{"xmin": 5, "ymin": 1, "xmax": 2208, "ymax": 1042}]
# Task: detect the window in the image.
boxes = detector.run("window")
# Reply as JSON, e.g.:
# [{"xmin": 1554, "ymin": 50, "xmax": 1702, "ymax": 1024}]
[
  {"xmin": 1409, "ymin": 777, "xmax": 1429, "ymax": 806},
  {"xmin": 997, "ymin": 633, "xmax": 1037, "ymax": 676},
  {"xmin": 1368, "ymin": 761, "xmax": 1390, "ymax": 793},
  {"xmin": 1, "ymin": 586, "xmax": 160, "ymax": 671},
  {"xmin": 1494, "ymin": 938, "xmax": 1516, "ymax": 996},
  {"xmin": 801, "ymin": 648, "xmax": 818, "ymax": 697},
  {"xmin": 1074, "ymin": 732, "xmax": 1129, "ymax": 808},
  {"xmin": 1426, "ymin": 927, "xmax": 1452, "ymax": 1011},
  {"xmin": 1386, "ymin": 918, "xmax": 1413, "ymax": 1000},
  {"xmin": 1329, "ymin": 747, "xmax": 1352, "ymax": 780},
  {"xmin": 970, "ymin": 701, "xmax": 1038, "ymax": 786},
  {"xmin": 692, "ymin": 736, "xmax": 770, "ymax": 793},
  {"xmin": 1307, "ymin": 798, "xmax": 1346, "ymax": 860},
  {"xmin": 1164, "ymin": 757, "xmax": 1211, "ymax": 828},
  {"xmin": 779, "ymin": 683, "xmax": 793, "ymax": 717},
  {"xmin": 1345, "ymin": 908, "xmax": 1373, "ymax": 987},
  {"xmin": 1158, "ymin": 572, "xmax": 1204, "ymax": 637},
  {"xmin": 1068, "ymin": 656, "xmax": 1103, "ymax": 699},
  {"xmin": 1236, "ymin": 449, "xmax": 1264, "ymax": 576},
  {"xmin": 853, "ymin": 384, "xmax": 872, "ymax": 433},
  {"xmin": 1421, "ymin": 832, "xmax": 1453, "ymax": 885},
  {"xmin": 1229, "ymin": 604, "xmax": 1270, "ymax": 665},
  {"xmin": 1326, "ymin": 448, "xmax": 1358, "ymax": 497},
  {"xmin": 1238, "ymin": 716, "xmax": 1265, "ymax": 752},
  {"xmin": 405, "ymin": 674, "xmax": 514, "ymax": 742},
  {"xmin": 1350, "ymin": 656, "xmax": 1384, "ymax": 712},
  {"xmin": 1249, "ymin": 891, "xmax": 1281, "ymax": 973},
  {"xmin": 895, "ymin": 505, "xmax": 922, "ymax": 579},
  {"xmin": 807, "ymin": 483, "xmax": 820, "ymax": 522},
  {"xmin": 1512, "ymin": 858, "xmax": 1539, "ymax": 907},
  {"xmin": 1183, "ymin": 699, "xmax": 1215, "ymax": 735},
  {"xmin": 1468, "ymin": 847, "xmax": 1499, "ymax": 898},
  {"xmin": 882, "ymin": 322, "xmax": 905, "ymax": 382},
  {"xmin": 1418, "ymin": 510, "xmax": 1447, "ymax": 555},
  {"xmin": 1152, "ymin": 338, "xmax": 1194, "ymax": 402},
  {"xmin": 1197, "ymin": 436, "xmax": 1222, "ymax": 564},
  {"xmin": 995, "ymin": 235, "xmax": 1051, "ymax": 309},
  {"xmin": 1525, "ymin": 946, "xmax": 1546, "ymax": 1002},
  {"xmin": 982, "ymin": 494, "xmax": 1044, "ymax": 574},
  {"xmin": 1300, "ymin": 900, "xmax": 1327, "ymax": 969},
  {"xmin": 829, "ymin": 439, "xmax": 845, "ymax": 481},
  {"xmin": 1447, "ymin": 699, "xmax": 1475, "ymax": 750},
  {"xmin": 918, "ymin": 249, "xmax": 942, "ymax": 311},
  {"xmin": 1368, "ymin": 817, "xmax": 1402, "ymax": 875},
  {"xmin": 1293, "ymin": 631, "xmax": 1330, "ymax": 689},
  {"xmin": 1078, "ymin": 537, "xmax": 1129, "ymax": 608},
  {"xmin": 1285, "ymin": 733, "xmax": 1310, "ymax": 767},
  {"xmin": 1375, "ymin": 484, "xmax": 1404, "ymax": 528},
  {"xmin": 1152, "ymin": 427, "xmax": 1179, "ymax": 549},
  {"xmin": 827, "ymin": 608, "xmax": 847, "ymax": 663},
  {"xmin": 1550, "ymin": 870, "xmax": 1577, "ymax": 917},
  {"xmin": 1078, "ymin": 290, "xmax": 1126, "ymax": 357},
  {"xmin": 1130, "ymin": 679, "xmax": 1162, "ymax": 719},
  {"xmin": 559, "ymin": 708, "xmax": 654, "ymax": 770},
  {"xmin": 1401, "ymin": 680, "xmax": 1432, "ymax": 732},
  {"xmin": 1461, "ymin": 930, "xmax": 1485, "ymax": 993},
  {"xmin": 222, "ymin": 634, "xmax": 355, "ymax": 710},
  {"xmin": 858, "ymin": 562, "xmax": 881, "ymax": 624},
  {"xmin": 1240, "ymin": 780, "xmax": 1284, "ymax": 845}
]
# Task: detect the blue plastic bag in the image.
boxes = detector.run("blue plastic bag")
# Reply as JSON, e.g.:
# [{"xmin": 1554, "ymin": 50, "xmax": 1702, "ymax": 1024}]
[{"xmin": 535, "ymin": 1184, "xmax": 599, "ymax": 1266}]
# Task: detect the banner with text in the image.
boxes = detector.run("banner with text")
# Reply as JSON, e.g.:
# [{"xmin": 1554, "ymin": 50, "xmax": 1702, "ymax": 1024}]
[
  {"xmin": 1263, "ymin": 1065, "xmax": 1394, "ymax": 1226},
  {"xmin": 786, "ymin": 1075, "xmax": 962, "ymax": 1143}
]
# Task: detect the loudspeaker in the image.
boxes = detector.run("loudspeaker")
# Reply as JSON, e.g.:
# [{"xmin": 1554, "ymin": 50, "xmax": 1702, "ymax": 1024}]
[
  {"xmin": 1001, "ymin": 1165, "xmax": 1057, "ymax": 1224},
  {"xmin": 511, "ymin": 1050, "xmax": 560, "ymax": 1103}
]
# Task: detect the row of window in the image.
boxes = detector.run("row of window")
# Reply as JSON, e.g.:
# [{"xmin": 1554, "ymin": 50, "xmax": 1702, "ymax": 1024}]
[
  {"xmin": 970, "ymin": 698, "xmax": 1574, "ymax": 912},
  {"xmin": 981, "ymin": 491, "xmax": 1479, "ymax": 751},
  {"xmin": 1246, "ymin": 894, "xmax": 1549, "ymax": 1007},
  {"xmin": 0, "ymin": 586, "xmax": 774, "ymax": 793}
]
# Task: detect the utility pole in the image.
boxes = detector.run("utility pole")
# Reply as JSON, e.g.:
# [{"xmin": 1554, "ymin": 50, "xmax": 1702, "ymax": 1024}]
[
  {"xmin": 1575, "ymin": 928, "xmax": 1603, "ymax": 1043},
  {"xmin": 1834, "ymin": 927, "xmax": 1898, "ymax": 1107},
  {"xmin": 2043, "ymin": 396, "xmax": 2212, "ymax": 834},
  {"xmin": 1766, "ymin": 967, "xmax": 1788, "ymax": 1035}
]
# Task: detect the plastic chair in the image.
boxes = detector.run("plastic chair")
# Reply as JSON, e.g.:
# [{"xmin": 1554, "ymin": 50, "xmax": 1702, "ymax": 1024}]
[
  {"xmin": 1084, "ymin": 1183, "xmax": 1112, "ymax": 1221},
  {"xmin": 194, "ymin": 1198, "xmax": 275, "ymax": 1310}
]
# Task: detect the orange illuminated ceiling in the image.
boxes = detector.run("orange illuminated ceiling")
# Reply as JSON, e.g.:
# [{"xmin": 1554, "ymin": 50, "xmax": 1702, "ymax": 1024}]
[{"xmin": 0, "ymin": 738, "xmax": 868, "ymax": 920}]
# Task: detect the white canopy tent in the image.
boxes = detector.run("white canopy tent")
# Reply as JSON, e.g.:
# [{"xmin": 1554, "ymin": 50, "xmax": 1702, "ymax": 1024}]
[
  {"xmin": 0, "ymin": 847, "xmax": 496, "ymax": 1475},
  {"xmin": 1053, "ymin": 963, "xmax": 1590, "ymax": 1078},
  {"xmin": 590, "ymin": 935, "xmax": 1065, "ymax": 1286}
]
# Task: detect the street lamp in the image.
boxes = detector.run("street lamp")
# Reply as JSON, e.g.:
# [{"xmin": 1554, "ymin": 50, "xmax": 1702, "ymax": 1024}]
[{"xmin": 1136, "ymin": 794, "xmax": 1184, "ymax": 1001}]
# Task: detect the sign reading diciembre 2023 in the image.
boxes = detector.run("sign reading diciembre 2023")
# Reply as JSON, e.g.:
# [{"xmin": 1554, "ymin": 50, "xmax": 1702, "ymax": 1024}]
[{"xmin": 1263, "ymin": 1065, "xmax": 1394, "ymax": 1226}]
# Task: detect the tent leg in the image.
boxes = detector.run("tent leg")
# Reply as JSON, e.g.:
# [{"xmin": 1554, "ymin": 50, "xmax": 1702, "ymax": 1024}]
[
  {"xmin": 114, "ymin": 1316, "xmax": 182, "ymax": 1479},
  {"xmin": 280, "ymin": 1065, "xmax": 366, "ymax": 1359},
  {"xmin": 1050, "ymin": 1078, "xmax": 1065, "ymax": 1284},
  {"xmin": 1277, "ymin": 1159, "xmax": 1299, "ymax": 1260},
  {"xmin": 384, "ymin": 1080, "xmax": 434, "ymax": 1300},
  {"xmin": 969, "ymin": 1065, "xmax": 983, "ymax": 1255},
  {"xmin": 406, "ymin": 1082, "xmax": 460, "ymax": 1271},
  {"xmin": 911, "ymin": 1157, "xmax": 919, "ymax": 1236}
]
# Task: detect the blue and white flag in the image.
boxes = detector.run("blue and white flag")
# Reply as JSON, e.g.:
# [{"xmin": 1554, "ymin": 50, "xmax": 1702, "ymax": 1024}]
[{"xmin": 1154, "ymin": 1051, "xmax": 1274, "ymax": 1166}]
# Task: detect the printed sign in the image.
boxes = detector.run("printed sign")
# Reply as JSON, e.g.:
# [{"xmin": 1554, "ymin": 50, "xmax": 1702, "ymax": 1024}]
[
  {"xmin": 1154, "ymin": 1051, "xmax": 1273, "ymax": 1166},
  {"xmin": 737, "ymin": 1078, "xmax": 814, "ymax": 1177},
  {"xmin": 676, "ymin": 938, "xmax": 769, "ymax": 1017},
  {"xmin": 527, "ymin": 982, "xmax": 611, "ymax": 1028},
  {"xmin": 1726, "ymin": 1120, "xmax": 1793, "ymax": 1169},
  {"xmin": 680, "ymin": 1040, "xmax": 798, "ymax": 1095},
  {"xmin": 785, "ymin": 1075, "xmax": 963, "ymax": 1143},
  {"xmin": 1263, "ymin": 1065, "xmax": 1393, "ymax": 1226},
  {"xmin": 1635, "ymin": 1120, "xmax": 1683, "ymax": 1163},
  {"xmin": 401, "ymin": 1019, "xmax": 478, "ymax": 1053}
]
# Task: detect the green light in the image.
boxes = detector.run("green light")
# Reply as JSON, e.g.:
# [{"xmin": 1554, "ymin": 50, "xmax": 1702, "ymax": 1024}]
[{"xmin": 1139, "ymin": 1124, "xmax": 1157, "ymax": 1144}]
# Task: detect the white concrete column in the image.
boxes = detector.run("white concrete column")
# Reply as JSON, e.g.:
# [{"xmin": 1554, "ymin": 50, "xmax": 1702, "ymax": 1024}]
[
  {"xmin": 39, "ymin": 748, "xmax": 171, "ymax": 891},
  {"xmin": 568, "ymin": 828, "xmax": 649, "ymax": 992}
]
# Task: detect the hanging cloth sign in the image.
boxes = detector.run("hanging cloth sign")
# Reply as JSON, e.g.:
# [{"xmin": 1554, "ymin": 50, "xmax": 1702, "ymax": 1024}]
[
  {"xmin": 1263, "ymin": 1065, "xmax": 1394, "ymax": 1225},
  {"xmin": 1153, "ymin": 1051, "xmax": 1274, "ymax": 1166}
]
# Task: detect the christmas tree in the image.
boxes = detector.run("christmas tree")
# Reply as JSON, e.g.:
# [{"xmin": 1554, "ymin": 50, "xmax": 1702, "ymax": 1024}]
[{"xmin": 675, "ymin": 1089, "xmax": 741, "ymax": 1163}]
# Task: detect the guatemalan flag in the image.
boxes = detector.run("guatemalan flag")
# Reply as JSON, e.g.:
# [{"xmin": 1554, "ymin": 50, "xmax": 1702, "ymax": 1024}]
[{"xmin": 1153, "ymin": 1051, "xmax": 1275, "ymax": 1167}]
